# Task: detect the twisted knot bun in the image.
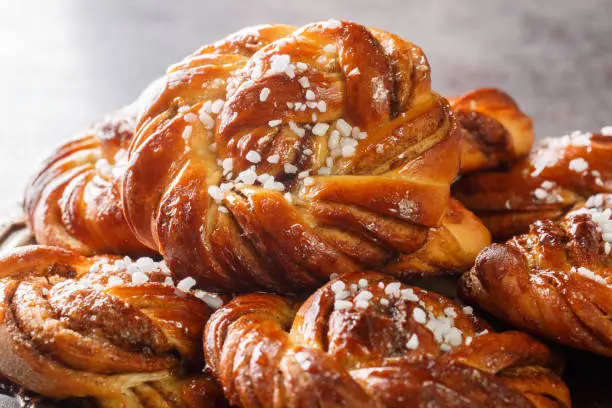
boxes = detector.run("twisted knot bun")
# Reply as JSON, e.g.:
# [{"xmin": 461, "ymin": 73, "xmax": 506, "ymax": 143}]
[
  {"xmin": 205, "ymin": 271, "xmax": 570, "ymax": 407},
  {"xmin": 24, "ymin": 106, "xmax": 152, "ymax": 256},
  {"xmin": 461, "ymin": 193, "xmax": 612, "ymax": 356},
  {"xmin": 454, "ymin": 129, "xmax": 612, "ymax": 238},
  {"xmin": 450, "ymin": 88, "xmax": 534, "ymax": 173},
  {"xmin": 123, "ymin": 20, "xmax": 490, "ymax": 292},
  {"xmin": 0, "ymin": 245, "xmax": 225, "ymax": 407}
]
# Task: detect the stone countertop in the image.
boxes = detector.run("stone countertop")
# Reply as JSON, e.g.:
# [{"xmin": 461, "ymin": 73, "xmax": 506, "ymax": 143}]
[{"xmin": 1, "ymin": 0, "xmax": 611, "ymax": 213}]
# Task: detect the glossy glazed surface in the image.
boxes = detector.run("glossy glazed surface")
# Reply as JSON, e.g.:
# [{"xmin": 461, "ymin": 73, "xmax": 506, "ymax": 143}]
[
  {"xmin": 0, "ymin": 245, "xmax": 223, "ymax": 407},
  {"xmin": 24, "ymin": 108, "xmax": 153, "ymax": 256},
  {"xmin": 205, "ymin": 271, "xmax": 570, "ymax": 407},
  {"xmin": 123, "ymin": 21, "xmax": 492, "ymax": 292},
  {"xmin": 454, "ymin": 133, "xmax": 612, "ymax": 238},
  {"xmin": 461, "ymin": 195, "xmax": 612, "ymax": 356}
]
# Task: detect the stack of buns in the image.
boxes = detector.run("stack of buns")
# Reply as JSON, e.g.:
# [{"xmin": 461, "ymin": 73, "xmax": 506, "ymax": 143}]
[{"xmin": 2, "ymin": 20, "xmax": 609, "ymax": 407}]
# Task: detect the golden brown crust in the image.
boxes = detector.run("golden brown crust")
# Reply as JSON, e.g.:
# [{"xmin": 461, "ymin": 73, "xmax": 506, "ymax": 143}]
[
  {"xmin": 450, "ymin": 88, "xmax": 534, "ymax": 173},
  {"xmin": 453, "ymin": 131, "xmax": 612, "ymax": 238},
  {"xmin": 24, "ymin": 106, "xmax": 153, "ymax": 257},
  {"xmin": 205, "ymin": 271, "xmax": 571, "ymax": 408},
  {"xmin": 123, "ymin": 21, "xmax": 491, "ymax": 292},
  {"xmin": 0, "ymin": 245, "xmax": 224, "ymax": 407},
  {"xmin": 460, "ymin": 194, "xmax": 612, "ymax": 356}
]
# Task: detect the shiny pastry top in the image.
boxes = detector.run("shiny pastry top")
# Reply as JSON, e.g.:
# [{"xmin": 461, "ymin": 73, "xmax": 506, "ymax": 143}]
[
  {"xmin": 205, "ymin": 271, "xmax": 570, "ymax": 408},
  {"xmin": 454, "ymin": 128, "xmax": 612, "ymax": 238},
  {"xmin": 23, "ymin": 103, "xmax": 152, "ymax": 256},
  {"xmin": 461, "ymin": 193, "xmax": 612, "ymax": 356},
  {"xmin": 123, "ymin": 20, "xmax": 491, "ymax": 292},
  {"xmin": 451, "ymin": 87, "xmax": 534, "ymax": 173},
  {"xmin": 0, "ymin": 245, "xmax": 226, "ymax": 407}
]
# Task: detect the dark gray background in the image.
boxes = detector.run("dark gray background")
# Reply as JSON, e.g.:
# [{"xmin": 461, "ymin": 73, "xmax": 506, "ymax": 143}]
[{"xmin": 1, "ymin": 0, "xmax": 611, "ymax": 214}]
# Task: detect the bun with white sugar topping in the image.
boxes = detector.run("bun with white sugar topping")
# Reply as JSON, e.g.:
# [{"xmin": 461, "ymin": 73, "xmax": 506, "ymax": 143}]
[
  {"xmin": 454, "ymin": 128, "xmax": 612, "ymax": 239},
  {"xmin": 122, "ymin": 20, "xmax": 493, "ymax": 292},
  {"xmin": 461, "ymin": 194, "xmax": 612, "ymax": 356},
  {"xmin": 23, "ymin": 86, "xmax": 161, "ymax": 257},
  {"xmin": 0, "ymin": 245, "xmax": 227, "ymax": 407},
  {"xmin": 204, "ymin": 271, "xmax": 570, "ymax": 408}
]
